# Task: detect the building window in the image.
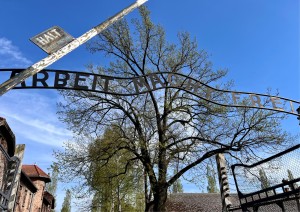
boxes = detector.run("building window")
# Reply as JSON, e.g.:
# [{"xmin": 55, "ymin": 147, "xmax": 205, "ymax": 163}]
[
  {"xmin": 22, "ymin": 188, "xmax": 27, "ymax": 207},
  {"xmin": 41, "ymin": 185, "xmax": 44, "ymax": 200},
  {"xmin": 27, "ymin": 192, "xmax": 32, "ymax": 209},
  {"xmin": 16, "ymin": 185, "xmax": 22, "ymax": 204}
]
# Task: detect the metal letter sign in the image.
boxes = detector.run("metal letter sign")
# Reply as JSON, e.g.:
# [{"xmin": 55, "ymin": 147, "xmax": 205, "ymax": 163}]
[
  {"xmin": 1, "ymin": 69, "xmax": 299, "ymax": 117},
  {"xmin": 30, "ymin": 26, "xmax": 74, "ymax": 54}
]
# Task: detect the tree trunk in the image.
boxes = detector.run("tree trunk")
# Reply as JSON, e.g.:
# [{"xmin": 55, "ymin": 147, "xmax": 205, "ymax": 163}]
[
  {"xmin": 152, "ymin": 186, "xmax": 168, "ymax": 212},
  {"xmin": 145, "ymin": 202, "xmax": 153, "ymax": 212}
]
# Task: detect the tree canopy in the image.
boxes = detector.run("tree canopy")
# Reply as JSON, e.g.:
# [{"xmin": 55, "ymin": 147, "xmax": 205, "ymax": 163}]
[
  {"xmin": 89, "ymin": 126, "xmax": 144, "ymax": 211},
  {"xmin": 61, "ymin": 189, "xmax": 71, "ymax": 212},
  {"xmin": 56, "ymin": 6, "xmax": 291, "ymax": 211},
  {"xmin": 46, "ymin": 163, "xmax": 59, "ymax": 212},
  {"xmin": 259, "ymin": 169, "xmax": 271, "ymax": 190},
  {"xmin": 206, "ymin": 164, "xmax": 219, "ymax": 193}
]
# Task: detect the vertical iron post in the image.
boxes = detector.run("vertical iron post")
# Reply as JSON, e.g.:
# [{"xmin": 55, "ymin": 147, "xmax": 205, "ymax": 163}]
[
  {"xmin": 297, "ymin": 106, "xmax": 300, "ymax": 125},
  {"xmin": 216, "ymin": 153, "xmax": 232, "ymax": 212}
]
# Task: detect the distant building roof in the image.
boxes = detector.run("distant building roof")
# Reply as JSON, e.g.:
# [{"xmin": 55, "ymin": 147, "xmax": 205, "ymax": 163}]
[
  {"xmin": 0, "ymin": 117, "xmax": 16, "ymax": 156},
  {"xmin": 166, "ymin": 193, "xmax": 224, "ymax": 212},
  {"xmin": 166, "ymin": 193, "xmax": 242, "ymax": 212},
  {"xmin": 22, "ymin": 165, "xmax": 51, "ymax": 183}
]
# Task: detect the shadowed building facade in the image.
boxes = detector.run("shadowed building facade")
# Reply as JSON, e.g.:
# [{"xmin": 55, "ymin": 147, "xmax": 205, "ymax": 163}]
[{"xmin": 0, "ymin": 117, "xmax": 16, "ymax": 192}]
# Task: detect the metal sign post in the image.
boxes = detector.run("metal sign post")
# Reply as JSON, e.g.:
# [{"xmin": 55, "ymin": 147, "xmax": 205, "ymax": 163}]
[
  {"xmin": 0, "ymin": 0, "xmax": 148, "ymax": 96},
  {"xmin": 297, "ymin": 107, "xmax": 300, "ymax": 125}
]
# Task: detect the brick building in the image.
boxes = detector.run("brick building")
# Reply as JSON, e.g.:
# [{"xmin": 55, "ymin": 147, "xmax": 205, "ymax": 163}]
[
  {"xmin": 14, "ymin": 165, "xmax": 55, "ymax": 212},
  {"xmin": 0, "ymin": 117, "xmax": 55, "ymax": 211},
  {"xmin": 14, "ymin": 170, "xmax": 37, "ymax": 211}
]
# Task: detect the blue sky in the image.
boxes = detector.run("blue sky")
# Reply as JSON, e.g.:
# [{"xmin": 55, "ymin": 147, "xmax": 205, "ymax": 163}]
[{"xmin": 0, "ymin": 0, "xmax": 299, "ymax": 210}]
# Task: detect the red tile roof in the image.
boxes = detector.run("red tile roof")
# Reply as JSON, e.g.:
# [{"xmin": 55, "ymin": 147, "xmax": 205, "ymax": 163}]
[{"xmin": 22, "ymin": 165, "xmax": 51, "ymax": 182}]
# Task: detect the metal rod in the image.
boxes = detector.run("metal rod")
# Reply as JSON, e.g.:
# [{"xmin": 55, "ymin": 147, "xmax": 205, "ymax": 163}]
[{"xmin": 0, "ymin": 0, "xmax": 148, "ymax": 96}]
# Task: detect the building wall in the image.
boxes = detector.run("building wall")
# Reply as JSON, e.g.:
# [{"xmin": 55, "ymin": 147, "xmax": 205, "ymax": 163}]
[
  {"xmin": 41, "ymin": 201, "xmax": 52, "ymax": 212},
  {"xmin": 0, "ymin": 132, "xmax": 8, "ymax": 191},
  {"xmin": 14, "ymin": 176, "xmax": 54, "ymax": 212},
  {"xmin": 15, "ymin": 178, "xmax": 47, "ymax": 212},
  {"xmin": 31, "ymin": 179, "xmax": 46, "ymax": 212},
  {"xmin": 14, "ymin": 181, "xmax": 35, "ymax": 212},
  {"xmin": 0, "ymin": 132, "xmax": 8, "ymax": 151}
]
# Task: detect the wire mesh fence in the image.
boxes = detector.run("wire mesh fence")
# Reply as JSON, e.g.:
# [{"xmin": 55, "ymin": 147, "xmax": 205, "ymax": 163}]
[{"xmin": 231, "ymin": 144, "xmax": 300, "ymax": 211}]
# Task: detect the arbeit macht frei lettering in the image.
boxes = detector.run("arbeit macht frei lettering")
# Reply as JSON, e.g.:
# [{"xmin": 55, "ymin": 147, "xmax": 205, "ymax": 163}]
[{"xmin": 2, "ymin": 69, "xmax": 299, "ymax": 116}]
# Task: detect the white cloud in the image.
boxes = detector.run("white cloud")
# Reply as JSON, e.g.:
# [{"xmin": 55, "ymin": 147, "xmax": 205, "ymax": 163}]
[
  {"xmin": 0, "ymin": 37, "xmax": 31, "ymax": 67},
  {"xmin": 0, "ymin": 90, "xmax": 72, "ymax": 147}
]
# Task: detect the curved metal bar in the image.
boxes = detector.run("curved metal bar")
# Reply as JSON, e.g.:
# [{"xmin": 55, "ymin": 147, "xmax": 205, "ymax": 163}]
[
  {"xmin": 1, "ymin": 69, "xmax": 299, "ymax": 116},
  {"xmin": 231, "ymin": 144, "xmax": 300, "ymax": 170}
]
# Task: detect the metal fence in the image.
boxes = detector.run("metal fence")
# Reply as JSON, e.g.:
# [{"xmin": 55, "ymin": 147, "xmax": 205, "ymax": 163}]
[{"xmin": 231, "ymin": 144, "xmax": 300, "ymax": 212}]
